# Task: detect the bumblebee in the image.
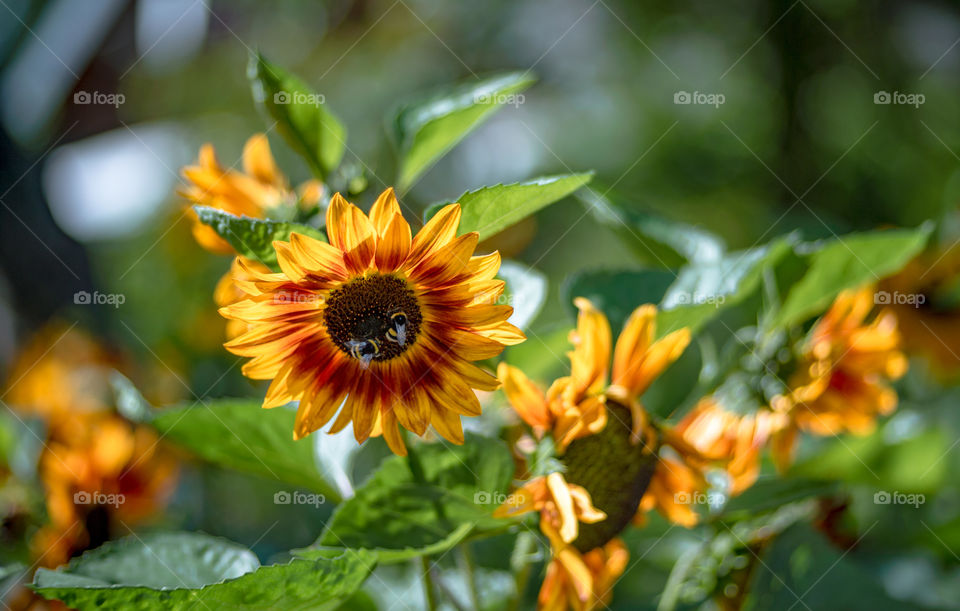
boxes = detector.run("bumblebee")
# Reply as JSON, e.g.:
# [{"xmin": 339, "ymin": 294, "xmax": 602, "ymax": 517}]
[
  {"xmin": 346, "ymin": 338, "xmax": 380, "ymax": 368},
  {"xmin": 386, "ymin": 311, "xmax": 408, "ymax": 347}
]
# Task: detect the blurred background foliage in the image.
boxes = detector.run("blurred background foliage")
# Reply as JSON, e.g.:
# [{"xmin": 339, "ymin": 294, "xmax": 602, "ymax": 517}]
[{"xmin": 1, "ymin": 0, "xmax": 960, "ymax": 609}]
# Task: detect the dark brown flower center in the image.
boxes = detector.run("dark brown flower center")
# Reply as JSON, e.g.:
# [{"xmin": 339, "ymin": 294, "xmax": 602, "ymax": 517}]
[
  {"xmin": 323, "ymin": 273, "xmax": 422, "ymax": 363},
  {"xmin": 560, "ymin": 401, "xmax": 658, "ymax": 553}
]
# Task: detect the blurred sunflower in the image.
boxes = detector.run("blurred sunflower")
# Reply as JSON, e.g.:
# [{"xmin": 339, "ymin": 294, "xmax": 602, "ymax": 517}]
[
  {"xmin": 180, "ymin": 133, "xmax": 324, "ymax": 254},
  {"xmin": 670, "ymin": 397, "xmax": 787, "ymax": 496},
  {"xmin": 771, "ymin": 286, "xmax": 907, "ymax": 470},
  {"xmin": 879, "ymin": 244, "xmax": 960, "ymax": 377},
  {"xmin": 32, "ymin": 412, "xmax": 178, "ymax": 568},
  {"xmin": 496, "ymin": 298, "xmax": 702, "ymax": 609},
  {"xmin": 220, "ymin": 188, "xmax": 524, "ymax": 455},
  {"xmin": 3, "ymin": 326, "xmax": 178, "ymax": 568},
  {"xmin": 4, "ymin": 325, "xmax": 116, "ymax": 423}
]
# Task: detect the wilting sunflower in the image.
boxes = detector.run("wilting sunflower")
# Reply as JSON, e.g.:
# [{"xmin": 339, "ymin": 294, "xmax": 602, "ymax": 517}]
[
  {"xmin": 496, "ymin": 298, "xmax": 699, "ymax": 609},
  {"xmin": 771, "ymin": 286, "xmax": 907, "ymax": 470},
  {"xmin": 220, "ymin": 188, "xmax": 524, "ymax": 455},
  {"xmin": 879, "ymin": 244, "xmax": 960, "ymax": 377},
  {"xmin": 33, "ymin": 411, "xmax": 178, "ymax": 568},
  {"xmin": 180, "ymin": 133, "xmax": 323, "ymax": 254},
  {"xmin": 670, "ymin": 397, "xmax": 787, "ymax": 496},
  {"xmin": 494, "ymin": 473, "xmax": 622, "ymax": 611}
]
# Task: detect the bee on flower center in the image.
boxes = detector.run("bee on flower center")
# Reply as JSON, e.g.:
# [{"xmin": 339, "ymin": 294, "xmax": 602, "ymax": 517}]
[{"xmin": 323, "ymin": 274, "xmax": 422, "ymax": 365}]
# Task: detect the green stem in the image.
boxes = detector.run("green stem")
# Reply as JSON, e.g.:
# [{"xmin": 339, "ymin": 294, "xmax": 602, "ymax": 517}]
[
  {"xmin": 508, "ymin": 531, "xmax": 537, "ymax": 611},
  {"xmin": 420, "ymin": 556, "xmax": 439, "ymax": 611},
  {"xmin": 458, "ymin": 544, "xmax": 481, "ymax": 610}
]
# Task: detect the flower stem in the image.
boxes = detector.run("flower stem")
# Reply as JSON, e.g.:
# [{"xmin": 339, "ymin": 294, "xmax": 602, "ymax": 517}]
[
  {"xmin": 420, "ymin": 556, "xmax": 439, "ymax": 611},
  {"xmin": 457, "ymin": 544, "xmax": 481, "ymax": 610}
]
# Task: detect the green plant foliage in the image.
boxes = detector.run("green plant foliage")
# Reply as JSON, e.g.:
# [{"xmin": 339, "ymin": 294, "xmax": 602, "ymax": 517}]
[
  {"xmin": 579, "ymin": 189, "xmax": 726, "ymax": 268},
  {"xmin": 392, "ymin": 72, "xmax": 536, "ymax": 189},
  {"xmin": 32, "ymin": 533, "xmax": 375, "ymax": 610},
  {"xmin": 315, "ymin": 434, "xmax": 514, "ymax": 562},
  {"xmin": 151, "ymin": 399, "xmax": 340, "ymax": 500},
  {"xmin": 773, "ymin": 225, "xmax": 932, "ymax": 329},
  {"xmin": 249, "ymin": 52, "xmax": 346, "ymax": 179},
  {"xmin": 192, "ymin": 205, "xmax": 326, "ymax": 271},
  {"xmin": 425, "ymin": 173, "xmax": 593, "ymax": 241}
]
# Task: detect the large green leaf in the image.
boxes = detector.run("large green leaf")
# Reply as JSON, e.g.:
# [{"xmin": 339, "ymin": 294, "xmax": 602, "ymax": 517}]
[
  {"xmin": 193, "ymin": 205, "xmax": 326, "ymax": 271},
  {"xmin": 578, "ymin": 190, "xmax": 725, "ymax": 268},
  {"xmin": 657, "ymin": 236, "xmax": 796, "ymax": 338},
  {"xmin": 392, "ymin": 72, "xmax": 536, "ymax": 189},
  {"xmin": 32, "ymin": 533, "xmax": 375, "ymax": 611},
  {"xmin": 249, "ymin": 52, "xmax": 346, "ymax": 178},
  {"xmin": 315, "ymin": 434, "xmax": 514, "ymax": 562},
  {"xmin": 773, "ymin": 225, "xmax": 932, "ymax": 329},
  {"xmin": 426, "ymin": 173, "xmax": 594, "ymax": 241},
  {"xmin": 151, "ymin": 399, "xmax": 340, "ymax": 501}
]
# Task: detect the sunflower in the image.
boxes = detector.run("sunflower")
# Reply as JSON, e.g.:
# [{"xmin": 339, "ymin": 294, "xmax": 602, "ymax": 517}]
[
  {"xmin": 3, "ymin": 326, "xmax": 178, "ymax": 568},
  {"xmin": 496, "ymin": 298, "xmax": 697, "ymax": 609},
  {"xmin": 879, "ymin": 244, "xmax": 960, "ymax": 377},
  {"xmin": 220, "ymin": 188, "xmax": 524, "ymax": 455},
  {"xmin": 493, "ymin": 473, "xmax": 624, "ymax": 611},
  {"xmin": 670, "ymin": 397, "xmax": 787, "ymax": 496},
  {"xmin": 180, "ymin": 133, "xmax": 323, "ymax": 254},
  {"xmin": 771, "ymin": 286, "xmax": 907, "ymax": 470},
  {"xmin": 33, "ymin": 411, "xmax": 178, "ymax": 568}
]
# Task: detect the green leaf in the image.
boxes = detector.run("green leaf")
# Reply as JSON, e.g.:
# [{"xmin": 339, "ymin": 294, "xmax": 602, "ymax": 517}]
[
  {"xmin": 498, "ymin": 260, "xmax": 547, "ymax": 330},
  {"xmin": 426, "ymin": 173, "xmax": 594, "ymax": 241},
  {"xmin": 193, "ymin": 205, "xmax": 326, "ymax": 271},
  {"xmin": 248, "ymin": 52, "xmax": 346, "ymax": 178},
  {"xmin": 315, "ymin": 434, "xmax": 514, "ymax": 562},
  {"xmin": 32, "ymin": 533, "xmax": 375, "ymax": 611},
  {"xmin": 657, "ymin": 236, "xmax": 796, "ymax": 338},
  {"xmin": 392, "ymin": 72, "xmax": 536, "ymax": 189},
  {"xmin": 578, "ymin": 189, "xmax": 725, "ymax": 268},
  {"xmin": 151, "ymin": 399, "xmax": 340, "ymax": 501},
  {"xmin": 773, "ymin": 224, "xmax": 932, "ymax": 329},
  {"xmin": 720, "ymin": 478, "xmax": 840, "ymax": 520}
]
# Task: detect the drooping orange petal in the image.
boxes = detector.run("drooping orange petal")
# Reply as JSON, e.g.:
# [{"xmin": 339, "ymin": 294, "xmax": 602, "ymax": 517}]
[
  {"xmin": 242, "ymin": 133, "xmax": 283, "ymax": 187},
  {"xmin": 498, "ymin": 362, "xmax": 552, "ymax": 431},
  {"xmin": 569, "ymin": 298, "xmax": 612, "ymax": 397}
]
